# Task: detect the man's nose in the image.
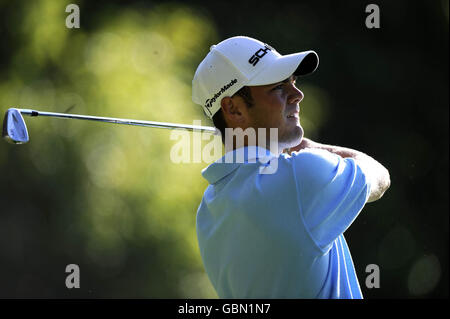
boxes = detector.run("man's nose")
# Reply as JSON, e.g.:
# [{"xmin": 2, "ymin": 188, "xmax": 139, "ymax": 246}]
[{"xmin": 288, "ymin": 85, "xmax": 304, "ymax": 104}]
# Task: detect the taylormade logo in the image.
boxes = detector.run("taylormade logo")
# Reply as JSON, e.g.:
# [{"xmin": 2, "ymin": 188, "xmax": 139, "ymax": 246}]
[{"xmin": 204, "ymin": 78, "xmax": 238, "ymax": 114}]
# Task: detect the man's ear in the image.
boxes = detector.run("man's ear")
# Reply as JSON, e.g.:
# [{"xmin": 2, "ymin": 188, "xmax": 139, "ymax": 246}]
[{"xmin": 221, "ymin": 96, "xmax": 246, "ymax": 126}]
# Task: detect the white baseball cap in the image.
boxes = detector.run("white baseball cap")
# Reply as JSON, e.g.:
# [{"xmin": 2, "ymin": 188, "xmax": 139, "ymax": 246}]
[{"xmin": 192, "ymin": 36, "xmax": 319, "ymax": 119}]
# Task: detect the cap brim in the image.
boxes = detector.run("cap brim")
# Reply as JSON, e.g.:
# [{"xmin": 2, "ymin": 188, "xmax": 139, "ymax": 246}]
[{"xmin": 247, "ymin": 51, "xmax": 319, "ymax": 86}]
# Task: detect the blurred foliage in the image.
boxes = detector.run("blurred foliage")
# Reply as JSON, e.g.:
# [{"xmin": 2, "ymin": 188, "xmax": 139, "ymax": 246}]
[
  {"xmin": 0, "ymin": 0, "xmax": 448, "ymax": 298},
  {"xmin": 0, "ymin": 0, "xmax": 220, "ymax": 298}
]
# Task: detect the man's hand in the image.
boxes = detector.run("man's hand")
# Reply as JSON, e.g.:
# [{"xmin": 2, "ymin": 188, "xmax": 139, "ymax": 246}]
[{"xmin": 288, "ymin": 137, "xmax": 391, "ymax": 203}]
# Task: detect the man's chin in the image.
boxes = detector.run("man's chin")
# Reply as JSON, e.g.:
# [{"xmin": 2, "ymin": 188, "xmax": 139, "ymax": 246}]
[
  {"xmin": 291, "ymin": 126, "xmax": 304, "ymax": 144},
  {"xmin": 280, "ymin": 127, "xmax": 304, "ymax": 150}
]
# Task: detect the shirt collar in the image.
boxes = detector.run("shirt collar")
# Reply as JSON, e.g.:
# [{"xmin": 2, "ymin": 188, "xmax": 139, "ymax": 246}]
[{"xmin": 201, "ymin": 146, "xmax": 278, "ymax": 184}]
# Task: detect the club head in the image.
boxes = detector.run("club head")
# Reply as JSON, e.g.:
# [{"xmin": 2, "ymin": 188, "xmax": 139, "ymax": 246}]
[{"xmin": 2, "ymin": 108, "xmax": 29, "ymax": 144}]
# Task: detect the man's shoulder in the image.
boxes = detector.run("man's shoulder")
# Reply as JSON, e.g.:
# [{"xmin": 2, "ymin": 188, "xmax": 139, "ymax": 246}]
[
  {"xmin": 282, "ymin": 148, "xmax": 344, "ymax": 190},
  {"xmin": 286, "ymin": 148, "xmax": 340, "ymax": 168}
]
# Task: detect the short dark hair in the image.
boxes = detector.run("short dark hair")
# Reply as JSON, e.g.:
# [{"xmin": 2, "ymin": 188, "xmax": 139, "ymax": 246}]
[{"xmin": 212, "ymin": 86, "xmax": 254, "ymax": 143}]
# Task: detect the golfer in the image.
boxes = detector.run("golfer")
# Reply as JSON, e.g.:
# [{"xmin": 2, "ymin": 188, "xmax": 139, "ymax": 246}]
[{"xmin": 192, "ymin": 36, "xmax": 390, "ymax": 298}]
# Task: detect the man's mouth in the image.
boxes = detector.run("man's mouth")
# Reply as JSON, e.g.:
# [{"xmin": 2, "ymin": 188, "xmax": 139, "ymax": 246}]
[{"xmin": 287, "ymin": 112, "xmax": 299, "ymax": 119}]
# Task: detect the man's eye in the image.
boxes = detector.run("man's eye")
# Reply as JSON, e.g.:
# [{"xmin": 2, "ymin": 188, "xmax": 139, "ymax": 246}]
[{"xmin": 272, "ymin": 84, "xmax": 284, "ymax": 90}]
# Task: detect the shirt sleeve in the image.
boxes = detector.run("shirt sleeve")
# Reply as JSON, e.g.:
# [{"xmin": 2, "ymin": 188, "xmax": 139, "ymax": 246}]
[{"xmin": 291, "ymin": 148, "xmax": 371, "ymax": 252}]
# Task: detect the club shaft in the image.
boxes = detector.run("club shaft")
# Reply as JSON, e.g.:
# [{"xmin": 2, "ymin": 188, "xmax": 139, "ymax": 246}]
[{"xmin": 18, "ymin": 109, "xmax": 217, "ymax": 133}]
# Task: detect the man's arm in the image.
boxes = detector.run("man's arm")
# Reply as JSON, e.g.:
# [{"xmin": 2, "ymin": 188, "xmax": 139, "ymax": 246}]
[{"xmin": 289, "ymin": 138, "xmax": 391, "ymax": 203}]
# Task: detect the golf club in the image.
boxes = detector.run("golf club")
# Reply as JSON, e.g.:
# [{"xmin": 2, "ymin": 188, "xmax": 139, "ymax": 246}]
[{"xmin": 2, "ymin": 108, "xmax": 218, "ymax": 144}]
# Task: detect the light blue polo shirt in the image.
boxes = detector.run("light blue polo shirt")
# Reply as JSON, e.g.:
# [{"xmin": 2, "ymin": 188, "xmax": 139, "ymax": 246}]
[{"xmin": 196, "ymin": 146, "xmax": 371, "ymax": 299}]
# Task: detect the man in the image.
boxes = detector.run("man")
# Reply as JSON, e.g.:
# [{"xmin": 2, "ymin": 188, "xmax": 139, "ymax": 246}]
[{"xmin": 192, "ymin": 36, "xmax": 390, "ymax": 298}]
